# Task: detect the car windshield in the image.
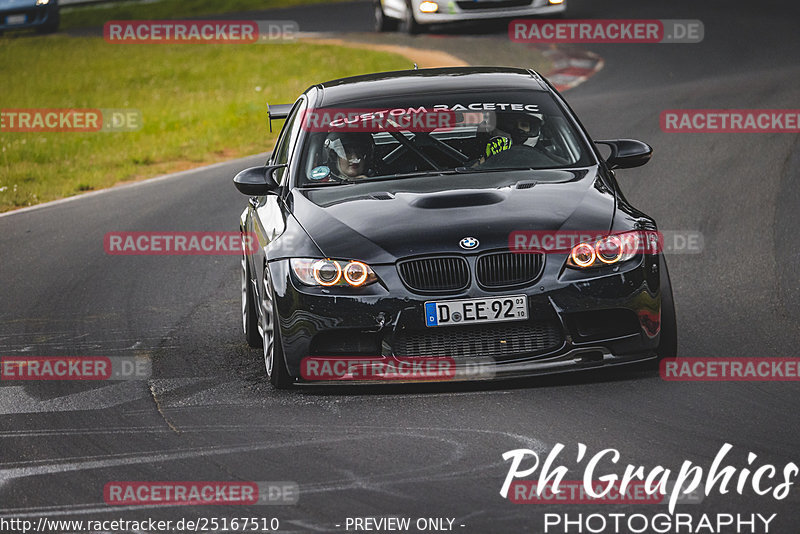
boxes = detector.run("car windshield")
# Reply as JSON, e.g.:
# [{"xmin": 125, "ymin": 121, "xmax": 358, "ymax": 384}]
[{"xmin": 297, "ymin": 91, "xmax": 594, "ymax": 186}]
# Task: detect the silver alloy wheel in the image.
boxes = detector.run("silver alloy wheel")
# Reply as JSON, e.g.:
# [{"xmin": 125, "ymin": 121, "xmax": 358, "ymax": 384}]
[
  {"xmin": 261, "ymin": 270, "xmax": 275, "ymax": 377},
  {"xmin": 374, "ymin": 1, "xmax": 398, "ymax": 32},
  {"xmin": 240, "ymin": 254, "xmax": 248, "ymax": 335},
  {"xmin": 402, "ymin": 0, "xmax": 420, "ymax": 34},
  {"xmin": 404, "ymin": 6, "xmax": 413, "ymax": 31}
]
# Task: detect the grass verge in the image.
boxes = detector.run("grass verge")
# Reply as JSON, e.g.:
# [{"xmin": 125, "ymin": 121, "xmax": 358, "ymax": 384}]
[
  {"xmin": 61, "ymin": 0, "xmax": 350, "ymax": 31},
  {"xmin": 0, "ymin": 36, "xmax": 410, "ymax": 212}
]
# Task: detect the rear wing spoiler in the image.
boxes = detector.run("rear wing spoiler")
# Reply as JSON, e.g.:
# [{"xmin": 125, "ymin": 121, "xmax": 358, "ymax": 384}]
[{"xmin": 267, "ymin": 103, "xmax": 293, "ymax": 132}]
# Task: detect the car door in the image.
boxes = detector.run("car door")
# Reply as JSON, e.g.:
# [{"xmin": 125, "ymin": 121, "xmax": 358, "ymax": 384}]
[{"xmin": 249, "ymin": 97, "xmax": 308, "ymax": 306}]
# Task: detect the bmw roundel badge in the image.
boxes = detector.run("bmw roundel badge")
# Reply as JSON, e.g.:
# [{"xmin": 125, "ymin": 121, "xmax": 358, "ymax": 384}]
[{"xmin": 460, "ymin": 237, "xmax": 479, "ymax": 250}]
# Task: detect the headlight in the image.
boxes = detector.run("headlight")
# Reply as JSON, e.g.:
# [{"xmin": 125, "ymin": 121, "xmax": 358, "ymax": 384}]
[
  {"xmin": 596, "ymin": 235, "xmax": 623, "ymax": 264},
  {"xmin": 567, "ymin": 231, "xmax": 646, "ymax": 269},
  {"xmin": 419, "ymin": 1, "xmax": 439, "ymax": 13},
  {"xmin": 291, "ymin": 258, "xmax": 378, "ymax": 288},
  {"xmin": 36, "ymin": 0, "xmax": 50, "ymax": 5},
  {"xmin": 570, "ymin": 242, "xmax": 596, "ymax": 268}
]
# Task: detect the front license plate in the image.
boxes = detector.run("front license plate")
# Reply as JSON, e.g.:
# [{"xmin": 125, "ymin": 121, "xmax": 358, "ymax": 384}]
[
  {"xmin": 425, "ymin": 295, "xmax": 528, "ymax": 327},
  {"xmin": 6, "ymin": 14, "xmax": 26, "ymax": 25}
]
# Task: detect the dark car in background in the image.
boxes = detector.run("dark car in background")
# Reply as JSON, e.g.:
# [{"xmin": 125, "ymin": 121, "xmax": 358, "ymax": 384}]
[
  {"xmin": 0, "ymin": 0, "xmax": 59, "ymax": 34},
  {"xmin": 234, "ymin": 67, "xmax": 677, "ymax": 388}
]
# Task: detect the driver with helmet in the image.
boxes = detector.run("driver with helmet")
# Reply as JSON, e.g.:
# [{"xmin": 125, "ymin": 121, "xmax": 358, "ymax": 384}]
[
  {"xmin": 323, "ymin": 132, "xmax": 377, "ymax": 180},
  {"xmin": 480, "ymin": 112, "xmax": 544, "ymax": 162}
]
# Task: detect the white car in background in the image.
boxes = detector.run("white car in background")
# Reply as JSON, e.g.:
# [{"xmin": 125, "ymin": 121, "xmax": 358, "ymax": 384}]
[{"xmin": 375, "ymin": 0, "xmax": 566, "ymax": 34}]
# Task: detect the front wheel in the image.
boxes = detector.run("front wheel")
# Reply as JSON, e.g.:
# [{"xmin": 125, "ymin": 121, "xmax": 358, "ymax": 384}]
[
  {"xmin": 374, "ymin": 1, "xmax": 399, "ymax": 31},
  {"xmin": 656, "ymin": 255, "xmax": 678, "ymax": 360},
  {"xmin": 261, "ymin": 267, "xmax": 293, "ymax": 389},
  {"xmin": 241, "ymin": 253, "xmax": 262, "ymax": 348},
  {"xmin": 401, "ymin": 1, "xmax": 424, "ymax": 34}
]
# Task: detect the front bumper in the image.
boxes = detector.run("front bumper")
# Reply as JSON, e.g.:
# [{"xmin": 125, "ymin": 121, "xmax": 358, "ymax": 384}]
[
  {"xmin": 0, "ymin": 3, "xmax": 58, "ymax": 31},
  {"xmin": 410, "ymin": 0, "xmax": 565, "ymax": 24},
  {"xmin": 269, "ymin": 252, "xmax": 663, "ymax": 383}
]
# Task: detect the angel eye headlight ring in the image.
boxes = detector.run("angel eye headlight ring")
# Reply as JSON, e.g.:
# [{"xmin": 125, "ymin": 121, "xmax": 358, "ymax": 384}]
[
  {"xmin": 596, "ymin": 235, "xmax": 624, "ymax": 264},
  {"xmin": 571, "ymin": 242, "xmax": 596, "ymax": 268},
  {"xmin": 312, "ymin": 259, "xmax": 342, "ymax": 286},
  {"xmin": 343, "ymin": 261, "xmax": 369, "ymax": 286}
]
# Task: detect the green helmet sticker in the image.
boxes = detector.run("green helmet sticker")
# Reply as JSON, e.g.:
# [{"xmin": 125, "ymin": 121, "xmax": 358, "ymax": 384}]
[{"xmin": 485, "ymin": 136, "xmax": 512, "ymax": 157}]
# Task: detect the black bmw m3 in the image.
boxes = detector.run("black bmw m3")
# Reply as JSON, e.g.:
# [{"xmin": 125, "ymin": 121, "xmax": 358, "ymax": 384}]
[{"xmin": 234, "ymin": 66, "xmax": 676, "ymax": 388}]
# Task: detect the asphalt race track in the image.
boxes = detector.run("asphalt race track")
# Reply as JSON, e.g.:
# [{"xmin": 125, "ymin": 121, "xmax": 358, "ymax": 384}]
[{"xmin": 2, "ymin": 0, "xmax": 800, "ymax": 532}]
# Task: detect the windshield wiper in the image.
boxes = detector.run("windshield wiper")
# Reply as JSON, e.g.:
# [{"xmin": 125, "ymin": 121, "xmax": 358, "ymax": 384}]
[
  {"xmin": 349, "ymin": 170, "xmax": 459, "ymax": 183},
  {"xmin": 299, "ymin": 175, "xmax": 359, "ymax": 187},
  {"xmin": 454, "ymin": 166, "xmax": 537, "ymax": 173},
  {"xmin": 301, "ymin": 169, "xmax": 460, "ymax": 187}
]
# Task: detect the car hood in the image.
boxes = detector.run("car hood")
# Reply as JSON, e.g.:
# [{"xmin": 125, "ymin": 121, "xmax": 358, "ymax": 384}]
[{"xmin": 289, "ymin": 167, "xmax": 616, "ymax": 264}]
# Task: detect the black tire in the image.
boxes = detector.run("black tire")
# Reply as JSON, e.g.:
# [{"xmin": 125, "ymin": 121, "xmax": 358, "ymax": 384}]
[
  {"xmin": 656, "ymin": 255, "xmax": 678, "ymax": 360},
  {"xmin": 267, "ymin": 303, "xmax": 293, "ymax": 389},
  {"xmin": 37, "ymin": 10, "xmax": 59, "ymax": 34},
  {"xmin": 241, "ymin": 253, "xmax": 262, "ymax": 349},
  {"xmin": 401, "ymin": 1, "xmax": 424, "ymax": 34},
  {"xmin": 261, "ymin": 267, "xmax": 292, "ymax": 389},
  {"xmin": 374, "ymin": 1, "xmax": 399, "ymax": 32}
]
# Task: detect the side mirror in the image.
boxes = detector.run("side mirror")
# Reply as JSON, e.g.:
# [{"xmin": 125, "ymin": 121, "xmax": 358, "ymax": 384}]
[
  {"xmin": 233, "ymin": 165, "xmax": 285, "ymax": 196},
  {"xmin": 595, "ymin": 139, "xmax": 652, "ymax": 170}
]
